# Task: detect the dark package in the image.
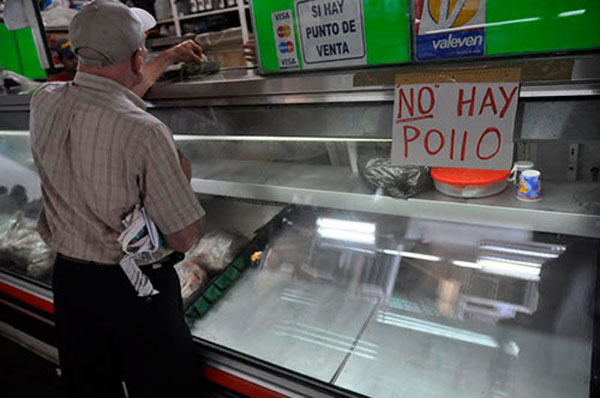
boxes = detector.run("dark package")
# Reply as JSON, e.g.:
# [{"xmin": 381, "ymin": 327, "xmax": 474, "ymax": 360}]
[{"xmin": 359, "ymin": 157, "xmax": 431, "ymax": 199}]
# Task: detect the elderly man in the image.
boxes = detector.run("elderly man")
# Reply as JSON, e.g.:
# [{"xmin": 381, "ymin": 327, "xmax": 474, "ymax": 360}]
[{"xmin": 29, "ymin": 1, "xmax": 206, "ymax": 397}]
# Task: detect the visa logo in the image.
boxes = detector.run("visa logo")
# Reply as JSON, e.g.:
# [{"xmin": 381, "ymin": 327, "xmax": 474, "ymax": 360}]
[
  {"xmin": 273, "ymin": 11, "xmax": 291, "ymax": 21},
  {"xmin": 432, "ymin": 32, "xmax": 483, "ymax": 49},
  {"xmin": 281, "ymin": 58, "xmax": 298, "ymax": 67}
]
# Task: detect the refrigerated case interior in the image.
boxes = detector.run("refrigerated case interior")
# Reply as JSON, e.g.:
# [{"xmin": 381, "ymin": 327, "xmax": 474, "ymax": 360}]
[{"xmin": 0, "ymin": 56, "xmax": 599, "ymax": 398}]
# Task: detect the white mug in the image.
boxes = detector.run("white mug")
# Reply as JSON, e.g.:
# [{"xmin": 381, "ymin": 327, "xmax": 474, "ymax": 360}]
[{"xmin": 508, "ymin": 161, "xmax": 535, "ymax": 184}]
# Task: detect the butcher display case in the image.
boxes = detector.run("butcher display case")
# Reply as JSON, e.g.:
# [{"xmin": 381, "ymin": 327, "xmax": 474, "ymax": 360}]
[{"xmin": 1, "ymin": 55, "xmax": 600, "ymax": 398}]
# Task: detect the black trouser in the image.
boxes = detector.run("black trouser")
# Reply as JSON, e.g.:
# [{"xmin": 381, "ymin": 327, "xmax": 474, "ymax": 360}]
[{"xmin": 53, "ymin": 254, "xmax": 205, "ymax": 398}]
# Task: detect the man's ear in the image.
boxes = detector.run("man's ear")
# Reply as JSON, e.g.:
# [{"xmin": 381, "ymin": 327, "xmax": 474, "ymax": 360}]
[{"xmin": 132, "ymin": 49, "xmax": 144, "ymax": 75}]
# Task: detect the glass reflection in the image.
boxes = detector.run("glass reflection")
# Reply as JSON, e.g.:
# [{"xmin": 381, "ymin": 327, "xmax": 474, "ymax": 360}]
[{"xmin": 192, "ymin": 207, "xmax": 596, "ymax": 398}]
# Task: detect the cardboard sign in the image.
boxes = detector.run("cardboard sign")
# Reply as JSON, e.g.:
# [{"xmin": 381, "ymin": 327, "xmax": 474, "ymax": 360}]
[
  {"xmin": 272, "ymin": 10, "xmax": 300, "ymax": 69},
  {"xmin": 414, "ymin": 0, "xmax": 486, "ymax": 60},
  {"xmin": 391, "ymin": 68, "xmax": 521, "ymax": 170},
  {"xmin": 295, "ymin": 0, "xmax": 366, "ymax": 69}
]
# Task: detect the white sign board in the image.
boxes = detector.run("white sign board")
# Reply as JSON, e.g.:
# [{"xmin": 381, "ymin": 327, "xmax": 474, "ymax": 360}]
[
  {"xmin": 391, "ymin": 69, "xmax": 521, "ymax": 170},
  {"xmin": 295, "ymin": 0, "xmax": 366, "ymax": 69},
  {"xmin": 272, "ymin": 10, "xmax": 300, "ymax": 69}
]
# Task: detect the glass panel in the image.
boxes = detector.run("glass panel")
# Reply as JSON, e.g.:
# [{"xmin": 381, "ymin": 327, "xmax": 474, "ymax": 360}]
[
  {"xmin": 175, "ymin": 135, "xmax": 599, "ymax": 240},
  {"xmin": 176, "ymin": 135, "xmax": 424, "ymax": 197},
  {"xmin": 0, "ymin": 131, "xmax": 47, "ymax": 283},
  {"xmin": 190, "ymin": 207, "xmax": 598, "ymax": 398}
]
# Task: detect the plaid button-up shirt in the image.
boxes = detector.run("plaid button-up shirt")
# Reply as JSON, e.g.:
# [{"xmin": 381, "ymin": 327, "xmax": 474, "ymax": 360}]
[{"xmin": 30, "ymin": 72, "xmax": 205, "ymax": 264}]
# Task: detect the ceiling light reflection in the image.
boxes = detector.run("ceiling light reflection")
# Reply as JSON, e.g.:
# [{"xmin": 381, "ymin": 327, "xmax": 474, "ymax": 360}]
[
  {"xmin": 281, "ymin": 320, "xmax": 379, "ymax": 348},
  {"xmin": 317, "ymin": 218, "xmax": 375, "ymax": 233},
  {"xmin": 479, "ymin": 256, "xmax": 542, "ymax": 268},
  {"xmin": 172, "ymin": 135, "xmax": 392, "ymax": 143},
  {"xmin": 273, "ymin": 331, "xmax": 376, "ymax": 359},
  {"xmin": 377, "ymin": 311, "xmax": 500, "ymax": 349},
  {"xmin": 558, "ymin": 9, "xmax": 586, "ymax": 18},
  {"xmin": 274, "ymin": 325, "xmax": 377, "ymax": 354},
  {"xmin": 452, "ymin": 260, "xmax": 482, "ymax": 269},
  {"xmin": 478, "ymin": 259, "xmax": 541, "ymax": 280},
  {"xmin": 317, "ymin": 218, "xmax": 376, "ymax": 244},
  {"xmin": 382, "ymin": 249, "xmax": 442, "ymax": 262},
  {"xmin": 479, "ymin": 244, "xmax": 564, "ymax": 259},
  {"xmin": 0, "ymin": 130, "xmax": 29, "ymax": 137},
  {"xmin": 318, "ymin": 228, "xmax": 375, "ymax": 244},
  {"xmin": 273, "ymin": 323, "xmax": 377, "ymax": 360},
  {"xmin": 427, "ymin": 17, "xmax": 540, "ymax": 35}
]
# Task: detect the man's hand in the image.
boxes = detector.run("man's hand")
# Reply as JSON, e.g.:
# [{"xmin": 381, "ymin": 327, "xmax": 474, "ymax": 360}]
[
  {"xmin": 178, "ymin": 149, "xmax": 192, "ymax": 182},
  {"xmin": 167, "ymin": 40, "xmax": 205, "ymax": 65},
  {"xmin": 242, "ymin": 37, "xmax": 257, "ymax": 65},
  {"xmin": 133, "ymin": 40, "xmax": 205, "ymax": 98}
]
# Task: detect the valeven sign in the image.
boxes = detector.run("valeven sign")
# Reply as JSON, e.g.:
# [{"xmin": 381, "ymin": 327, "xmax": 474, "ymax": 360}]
[{"xmin": 391, "ymin": 69, "xmax": 521, "ymax": 170}]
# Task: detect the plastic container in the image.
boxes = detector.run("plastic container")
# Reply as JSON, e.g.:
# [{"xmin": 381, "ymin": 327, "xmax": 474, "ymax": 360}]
[{"xmin": 431, "ymin": 168, "xmax": 511, "ymax": 198}]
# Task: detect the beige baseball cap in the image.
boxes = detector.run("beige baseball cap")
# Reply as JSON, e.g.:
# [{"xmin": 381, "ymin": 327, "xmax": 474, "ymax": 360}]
[{"xmin": 69, "ymin": 0, "xmax": 156, "ymax": 67}]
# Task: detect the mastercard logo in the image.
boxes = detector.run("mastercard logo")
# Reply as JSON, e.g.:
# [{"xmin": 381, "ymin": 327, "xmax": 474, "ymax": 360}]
[
  {"xmin": 428, "ymin": 0, "xmax": 480, "ymax": 28},
  {"xmin": 278, "ymin": 41, "xmax": 294, "ymax": 54},
  {"xmin": 277, "ymin": 25, "xmax": 291, "ymax": 38}
]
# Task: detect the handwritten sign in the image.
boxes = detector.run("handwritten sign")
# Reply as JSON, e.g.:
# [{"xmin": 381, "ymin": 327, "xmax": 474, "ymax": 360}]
[
  {"xmin": 295, "ymin": 0, "xmax": 366, "ymax": 69},
  {"xmin": 272, "ymin": 10, "xmax": 300, "ymax": 69},
  {"xmin": 391, "ymin": 68, "xmax": 521, "ymax": 170}
]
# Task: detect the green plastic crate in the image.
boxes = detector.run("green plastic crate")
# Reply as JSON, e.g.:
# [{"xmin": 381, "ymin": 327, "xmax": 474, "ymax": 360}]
[
  {"xmin": 232, "ymin": 257, "xmax": 247, "ymax": 271},
  {"xmin": 224, "ymin": 266, "xmax": 241, "ymax": 282},
  {"xmin": 214, "ymin": 273, "xmax": 232, "ymax": 290},
  {"xmin": 203, "ymin": 284, "xmax": 222, "ymax": 303},
  {"xmin": 193, "ymin": 297, "xmax": 210, "ymax": 317}
]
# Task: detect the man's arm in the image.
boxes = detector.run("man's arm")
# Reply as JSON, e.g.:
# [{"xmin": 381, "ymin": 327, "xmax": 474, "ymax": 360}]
[
  {"xmin": 133, "ymin": 40, "xmax": 204, "ymax": 97},
  {"xmin": 140, "ymin": 125, "xmax": 206, "ymax": 254},
  {"xmin": 165, "ymin": 218, "xmax": 203, "ymax": 253},
  {"xmin": 164, "ymin": 149, "xmax": 198, "ymax": 252},
  {"xmin": 178, "ymin": 149, "xmax": 192, "ymax": 181}
]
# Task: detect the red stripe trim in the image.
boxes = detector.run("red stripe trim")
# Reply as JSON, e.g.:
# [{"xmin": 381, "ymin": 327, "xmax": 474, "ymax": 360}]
[
  {"xmin": 0, "ymin": 281, "xmax": 54, "ymax": 314},
  {"xmin": 203, "ymin": 365, "xmax": 289, "ymax": 398}
]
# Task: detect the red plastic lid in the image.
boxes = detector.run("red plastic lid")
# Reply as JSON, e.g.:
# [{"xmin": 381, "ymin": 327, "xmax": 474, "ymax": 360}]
[{"xmin": 431, "ymin": 167, "xmax": 511, "ymax": 186}]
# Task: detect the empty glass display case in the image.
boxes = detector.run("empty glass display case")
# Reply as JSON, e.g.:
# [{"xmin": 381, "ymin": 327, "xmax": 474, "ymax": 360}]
[{"xmin": 0, "ymin": 57, "xmax": 599, "ymax": 398}]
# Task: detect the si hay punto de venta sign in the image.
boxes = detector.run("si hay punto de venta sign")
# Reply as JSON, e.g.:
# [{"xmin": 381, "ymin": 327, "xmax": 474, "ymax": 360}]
[{"xmin": 295, "ymin": 0, "xmax": 366, "ymax": 69}]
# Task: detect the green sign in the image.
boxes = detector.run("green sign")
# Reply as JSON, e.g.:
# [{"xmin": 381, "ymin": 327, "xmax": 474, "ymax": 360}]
[
  {"xmin": 0, "ymin": 23, "xmax": 46, "ymax": 79},
  {"xmin": 251, "ymin": 0, "xmax": 411, "ymax": 72},
  {"xmin": 252, "ymin": 0, "xmax": 599, "ymax": 73},
  {"xmin": 486, "ymin": 0, "xmax": 600, "ymax": 56},
  {"xmin": 414, "ymin": 0, "xmax": 600, "ymax": 61}
]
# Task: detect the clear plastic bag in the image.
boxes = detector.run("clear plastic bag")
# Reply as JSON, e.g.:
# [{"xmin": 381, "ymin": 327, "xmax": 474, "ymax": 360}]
[
  {"xmin": 0, "ymin": 212, "xmax": 55, "ymax": 283},
  {"xmin": 175, "ymin": 258, "xmax": 209, "ymax": 301},
  {"xmin": 188, "ymin": 230, "xmax": 248, "ymax": 273}
]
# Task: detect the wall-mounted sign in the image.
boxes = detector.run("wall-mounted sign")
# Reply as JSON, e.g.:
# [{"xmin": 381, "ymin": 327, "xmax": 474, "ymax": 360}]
[
  {"xmin": 253, "ymin": 0, "xmax": 599, "ymax": 72},
  {"xmin": 391, "ymin": 68, "xmax": 521, "ymax": 170},
  {"xmin": 272, "ymin": 9, "xmax": 300, "ymax": 69},
  {"xmin": 414, "ymin": 0, "xmax": 485, "ymax": 61},
  {"xmin": 295, "ymin": 0, "xmax": 366, "ymax": 69},
  {"xmin": 251, "ymin": 0, "xmax": 411, "ymax": 73},
  {"xmin": 414, "ymin": 0, "xmax": 600, "ymax": 61}
]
